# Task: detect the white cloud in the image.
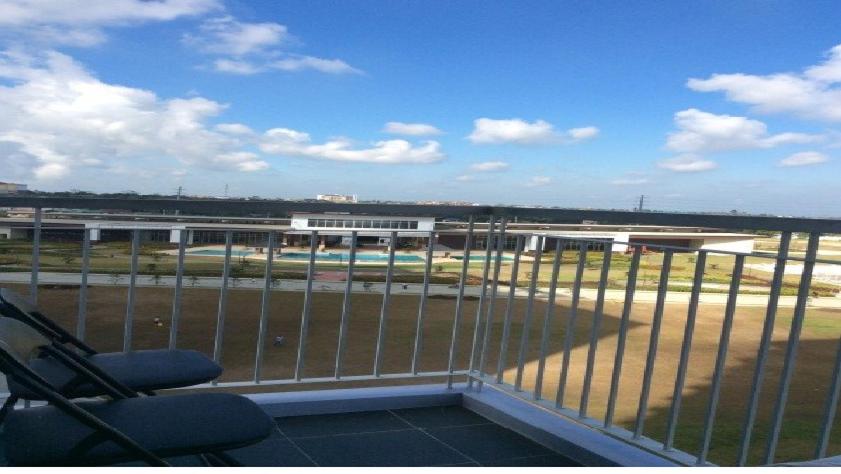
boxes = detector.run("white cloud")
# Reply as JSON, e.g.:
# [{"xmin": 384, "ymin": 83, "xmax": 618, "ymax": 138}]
[
  {"xmin": 687, "ymin": 44, "xmax": 841, "ymax": 122},
  {"xmin": 526, "ymin": 176, "xmax": 552, "ymax": 187},
  {"xmin": 779, "ymin": 151, "xmax": 829, "ymax": 167},
  {"xmin": 468, "ymin": 118, "xmax": 599, "ymax": 145},
  {"xmin": 0, "ymin": 0, "xmax": 219, "ymax": 47},
  {"xmin": 568, "ymin": 126, "xmax": 600, "ymax": 140},
  {"xmin": 383, "ymin": 122, "xmax": 442, "ymax": 136},
  {"xmin": 657, "ymin": 155, "xmax": 718, "ymax": 172},
  {"xmin": 212, "ymin": 58, "xmax": 262, "ymax": 75},
  {"xmin": 215, "ymin": 123, "xmax": 255, "ymax": 135},
  {"xmin": 183, "ymin": 16, "xmax": 287, "ymax": 56},
  {"xmin": 260, "ymin": 129, "xmax": 444, "ymax": 164},
  {"xmin": 0, "ymin": 0, "xmax": 220, "ymax": 26},
  {"xmin": 455, "ymin": 174, "xmax": 477, "ymax": 182},
  {"xmin": 0, "ymin": 48, "xmax": 439, "ymax": 186},
  {"xmin": 269, "ymin": 56, "xmax": 362, "ymax": 75},
  {"xmin": 4, "ymin": 25, "xmax": 107, "ymax": 47},
  {"xmin": 215, "ymin": 152, "xmax": 269, "ymax": 171},
  {"xmin": 665, "ymin": 108, "xmax": 820, "ymax": 154},
  {"xmin": 184, "ymin": 17, "xmax": 362, "ymax": 76},
  {"xmin": 0, "ymin": 50, "xmax": 267, "ymax": 181},
  {"xmin": 469, "ymin": 161, "xmax": 509, "ymax": 172}
]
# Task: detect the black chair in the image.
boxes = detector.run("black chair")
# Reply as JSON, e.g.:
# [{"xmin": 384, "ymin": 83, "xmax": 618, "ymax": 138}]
[
  {"xmin": 0, "ymin": 288, "xmax": 222, "ymax": 404},
  {"xmin": 0, "ymin": 318, "xmax": 274, "ymax": 466}
]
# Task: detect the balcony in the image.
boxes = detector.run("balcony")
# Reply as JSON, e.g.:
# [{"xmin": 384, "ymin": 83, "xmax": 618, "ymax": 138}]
[{"xmin": 1, "ymin": 196, "xmax": 841, "ymax": 466}]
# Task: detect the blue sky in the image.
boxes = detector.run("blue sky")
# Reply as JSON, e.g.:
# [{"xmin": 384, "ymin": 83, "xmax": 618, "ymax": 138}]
[{"xmin": 1, "ymin": 1, "xmax": 841, "ymax": 216}]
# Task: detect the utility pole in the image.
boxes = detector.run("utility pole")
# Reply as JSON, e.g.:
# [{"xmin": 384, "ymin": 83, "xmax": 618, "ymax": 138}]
[
  {"xmin": 175, "ymin": 186, "xmax": 182, "ymax": 216},
  {"xmin": 636, "ymin": 195, "xmax": 645, "ymax": 212},
  {"xmin": 224, "ymin": 184, "xmax": 229, "ymax": 198}
]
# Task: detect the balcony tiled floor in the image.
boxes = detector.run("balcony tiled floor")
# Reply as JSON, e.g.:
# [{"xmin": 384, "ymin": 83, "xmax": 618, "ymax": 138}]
[
  {"xmin": 1, "ymin": 405, "xmax": 581, "ymax": 466},
  {"xmin": 268, "ymin": 406, "xmax": 580, "ymax": 467}
]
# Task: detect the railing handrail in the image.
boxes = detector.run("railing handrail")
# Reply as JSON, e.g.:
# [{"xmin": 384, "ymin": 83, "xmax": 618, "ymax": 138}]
[{"xmin": 1, "ymin": 195, "xmax": 841, "ymax": 233}]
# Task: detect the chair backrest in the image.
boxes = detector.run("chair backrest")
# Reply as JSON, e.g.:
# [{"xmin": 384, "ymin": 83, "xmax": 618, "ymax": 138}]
[
  {"xmin": 0, "ymin": 320, "xmax": 166, "ymax": 466},
  {"xmin": 0, "ymin": 288, "xmax": 39, "ymax": 315},
  {"xmin": 0, "ymin": 288, "xmax": 96, "ymax": 355},
  {"xmin": 0, "ymin": 318, "xmax": 51, "ymax": 371}
]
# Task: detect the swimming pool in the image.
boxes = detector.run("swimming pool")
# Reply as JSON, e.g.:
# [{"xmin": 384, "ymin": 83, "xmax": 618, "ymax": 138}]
[{"xmin": 280, "ymin": 252, "xmax": 424, "ymax": 263}]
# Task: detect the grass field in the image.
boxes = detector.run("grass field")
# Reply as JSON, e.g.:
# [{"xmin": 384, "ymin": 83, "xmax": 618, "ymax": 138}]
[
  {"xmin": 2, "ymin": 238, "xmax": 840, "ymax": 296},
  {"xmin": 9, "ymin": 279, "xmax": 841, "ymax": 466}
]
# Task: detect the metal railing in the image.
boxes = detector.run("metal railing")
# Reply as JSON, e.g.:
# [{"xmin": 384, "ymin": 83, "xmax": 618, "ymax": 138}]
[{"xmin": 2, "ymin": 196, "xmax": 841, "ymax": 466}]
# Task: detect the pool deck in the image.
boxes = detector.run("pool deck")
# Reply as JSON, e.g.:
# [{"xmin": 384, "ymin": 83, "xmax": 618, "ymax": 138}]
[{"xmin": 161, "ymin": 245, "xmax": 528, "ymax": 266}]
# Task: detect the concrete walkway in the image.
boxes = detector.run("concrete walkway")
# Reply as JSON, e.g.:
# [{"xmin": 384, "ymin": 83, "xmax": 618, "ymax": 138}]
[{"xmin": 3, "ymin": 271, "xmax": 841, "ymax": 308}]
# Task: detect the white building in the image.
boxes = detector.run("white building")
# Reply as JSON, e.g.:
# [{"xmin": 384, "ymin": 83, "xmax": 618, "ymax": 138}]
[
  {"xmin": 316, "ymin": 194, "xmax": 358, "ymax": 203},
  {"xmin": 290, "ymin": 213, "xmax": 434, "ymax": 248},
  {"xmin": 0, "ymin": 182, "xmax": 27, "ymax": 194}
]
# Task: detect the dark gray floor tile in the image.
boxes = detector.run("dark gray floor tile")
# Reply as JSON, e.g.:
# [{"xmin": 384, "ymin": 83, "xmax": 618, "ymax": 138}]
[
  {"xmin": 427, "ymin": 423, "xmax": 553, "ymax": 463},
  {"xmin": 485, "ymin": 454, "xmax": 581, "ymax": 466},
  {"xmin": 391, "ymin": 405, "xmax": 492, "ymax": 428},
  {"xmin": 294, "ymin": 429, "xmax": 471, "ymax": 466},
  {"xmin": 276, "ymin": 410, "xmax": 411, "ymax": 438},
  {"xmin": 225, "ymin": 430, "xmax": 316, "ymax": 466},
  {"xmin": 112, "ymin": 455, "xmax": 205, "ymax": 466}
]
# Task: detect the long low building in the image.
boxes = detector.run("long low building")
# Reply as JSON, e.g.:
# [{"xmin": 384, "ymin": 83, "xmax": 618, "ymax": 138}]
[{"xmin": 0, "ymin": 211, "xmax": 757, "ymax": 254}]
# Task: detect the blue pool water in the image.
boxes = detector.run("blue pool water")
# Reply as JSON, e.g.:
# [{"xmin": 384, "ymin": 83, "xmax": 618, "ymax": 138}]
[{"xmin": 280, "ymin": 252, "xmax": 424, "ymax": 263}]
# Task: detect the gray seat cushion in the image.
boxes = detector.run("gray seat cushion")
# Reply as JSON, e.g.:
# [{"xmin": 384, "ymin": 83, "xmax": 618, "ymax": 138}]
[
  {"xmin": 4, "ymin": 393, "xmax": 273, "ymax": 466},
  {"xmin": 8, "ymin": 349, "xmax": 222, "ymax": 399}
]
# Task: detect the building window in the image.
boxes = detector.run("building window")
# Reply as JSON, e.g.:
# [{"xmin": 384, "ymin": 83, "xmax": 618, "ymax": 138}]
[
  {"xmin": 308, "ymin": 219, "xmax": 317, "ymax": 227},
  {"xmin": 410, "ymin": 221, "xmax": 418, "ymax": 229}
]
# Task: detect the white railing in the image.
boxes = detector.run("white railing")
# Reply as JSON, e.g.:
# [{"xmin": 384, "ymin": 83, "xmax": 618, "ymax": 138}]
[{"xmin": 2, "ymin": 196, "xmax": 841, "ymax": 466}]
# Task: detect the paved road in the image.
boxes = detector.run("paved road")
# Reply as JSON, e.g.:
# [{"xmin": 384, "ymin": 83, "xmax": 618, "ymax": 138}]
[{"xmin": 2, "ymin": 272, "xmax": 841, "ymax": 308}]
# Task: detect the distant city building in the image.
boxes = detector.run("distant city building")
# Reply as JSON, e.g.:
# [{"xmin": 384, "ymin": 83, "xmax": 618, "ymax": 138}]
[
  {"xmin": 316, "ymin": 194, "xmax": 358, "ymax": 203},
  {"xmin": 0, "ymin": 182, "xmax": 27, "ymax": 194}
]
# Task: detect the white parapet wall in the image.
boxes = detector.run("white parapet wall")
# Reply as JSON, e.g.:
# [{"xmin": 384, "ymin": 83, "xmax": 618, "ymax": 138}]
[{"xmin": 697, "ymin": 235, "xmax": 755, "ymax": 254}]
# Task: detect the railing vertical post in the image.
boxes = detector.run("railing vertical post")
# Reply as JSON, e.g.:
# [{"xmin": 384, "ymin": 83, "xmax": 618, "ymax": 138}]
[
  {"xmin": 212, "ymin": 231, "xmax": 233, "ymax": 370},
  {"xmin": 633, "ymin": 249, "xmax": 673, "ymax": 438},
  {"xmin": 477, "ymin": 218, "xmax": 508, "ymax": 389},
  {"xmin": 468, "ymin": 216, "xmax": 496, "ymax": 388},
  {"xmin": 411, "ymin": 231, "xmax": 435, "ymax": 375},
  {"xmin": 76, "ymin": 228, "xmax": 91, "ymax": 341},
  {"xmin": 604, "ymin": 245, "xmax": 642, "ymax": 428},
  {"xmin": 447, "ymin": 216, "xmax": 475, "ymax": 388},
  {"xmin": 29, "ymin": 207, "xmax": 42, "ymax": 304},
  {"xmin": 557, "ymin": 241, "xmax": 587, "ymax": 406},
  {"xmin": 815, "ymin": 334, "xmax": 841, "ymax": 459},
  {"xmin": 335, "ymin": 231, "xmax": 357, "ymax": 379},
  {"xmin": 295, "ymin": 231, "xmax": 319, "ymax": 381},
  {"xmin": 254, "ymin": 231, "xmax": 276, "ymax": 383},
  {"xmin": 664, "ymin": 250, "xmax": 707, "ymax": 450},
  {"xmin": 736, "ymin": 231, "xmax": 792, "ymax": 466},
  {"xmin": 374, "ymin": 231, "xmax": 398, "ymax": 377},
  {"xmin": 123, "ymin": 229, "xmax": 140, "ymax": 352},
  {"xmin": 579, "ymin": 240, "xmax": 613, "ymax": 417},
  {"xmin": 514, "ymin": 235, "xmax": 543, "ymax": 391},
  {"xmin": 764, "ymin": 232, "xmax": 821, "ymax": 465},
  {"xmin": 496, "ymin": 235, "xmax": 523, "ymax": 384},
  {"xmin": 168, "ymin": 230, "xmax": 187, "ymax": 350},
  {"xmin": 534, "ymin": 238, "xmax": 563, "ymax": 399},
  {"xmin": 697, "ymin": 254, "xmax": 744, "ymax": 465}
]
